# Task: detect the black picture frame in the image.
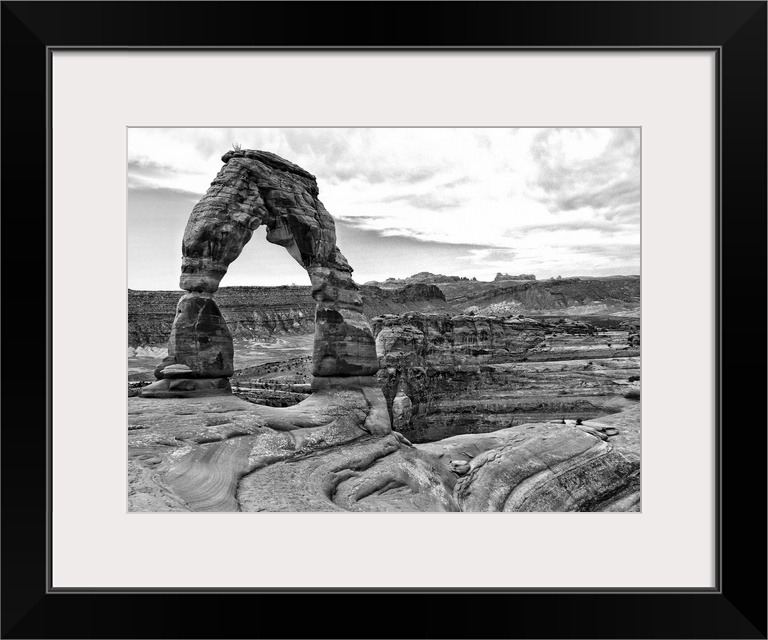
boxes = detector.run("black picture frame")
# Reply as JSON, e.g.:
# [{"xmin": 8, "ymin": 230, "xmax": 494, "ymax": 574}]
[{"xmin": 2, "ymin": 2, "xmax": 765, "ymax": 638}]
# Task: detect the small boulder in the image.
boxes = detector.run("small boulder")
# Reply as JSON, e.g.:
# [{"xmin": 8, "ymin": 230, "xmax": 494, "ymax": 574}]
[
  {"xmin": 160, "ymin": 364, "xmax": 195, "ymax": 379},
  {"xmin": 450, "ymin": 460, "xmax": 471, "ymax": 475}
]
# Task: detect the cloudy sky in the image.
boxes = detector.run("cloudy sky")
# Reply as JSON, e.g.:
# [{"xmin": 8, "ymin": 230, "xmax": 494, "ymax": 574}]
[{"xmin": 128, "ymin": 128, "xmax": 640, "ymax": 290}]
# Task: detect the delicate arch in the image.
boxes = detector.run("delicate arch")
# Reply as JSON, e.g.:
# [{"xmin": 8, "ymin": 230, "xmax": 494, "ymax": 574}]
[{"xmin": 142, "ymin": 150, "xmax": 378, "ymax": 398}]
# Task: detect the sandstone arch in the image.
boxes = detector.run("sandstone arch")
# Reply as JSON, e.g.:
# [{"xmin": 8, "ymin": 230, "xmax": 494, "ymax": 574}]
[{"xmin": 141, "ymin": 149, "xmax": 379, "ymax": 398}]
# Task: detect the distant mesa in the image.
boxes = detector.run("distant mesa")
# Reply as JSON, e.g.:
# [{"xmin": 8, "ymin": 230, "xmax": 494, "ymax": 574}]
[
  {"xmin": 494, "ymin": 272, "xmax": 536, "ymax": 281},
  {"xmin": 365, "ymin": 271, "xmax": 539, "ymax": 287},
  {"xmin": 365, "ymin": 272, "xmax": 477, "ymax": 288}
]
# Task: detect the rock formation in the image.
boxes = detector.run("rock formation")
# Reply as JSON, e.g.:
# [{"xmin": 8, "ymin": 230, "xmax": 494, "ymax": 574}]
[
  {"xmin": 372, "ymin": 312, "xmax": 640, "ymax": 442},
  {"xmin": 141, "ymin": 149, "xmax": 380, "ymax": 398}
]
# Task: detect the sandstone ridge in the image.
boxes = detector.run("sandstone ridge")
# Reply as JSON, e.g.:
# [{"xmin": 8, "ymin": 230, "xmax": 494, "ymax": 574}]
[{"xmin": 128, "ymin": 283, "xmax": 447, "ymax": 348}]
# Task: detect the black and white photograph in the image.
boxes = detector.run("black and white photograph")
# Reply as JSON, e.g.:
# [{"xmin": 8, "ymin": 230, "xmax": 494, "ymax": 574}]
[{"xmin": 127, "ymin": 127, "xmax": 641, "ymax": 513}]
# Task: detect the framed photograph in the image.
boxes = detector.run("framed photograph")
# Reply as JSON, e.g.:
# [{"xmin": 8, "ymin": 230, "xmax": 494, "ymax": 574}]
[{"xmin": 3, "ymin": 2, "xmax": 765, "ymax": 638}]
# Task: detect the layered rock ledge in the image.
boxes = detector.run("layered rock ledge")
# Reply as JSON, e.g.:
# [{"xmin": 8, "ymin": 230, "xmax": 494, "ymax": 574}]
[{"xmin": 373, "ymin": 312, "xmax": 640, "ymax": 441}]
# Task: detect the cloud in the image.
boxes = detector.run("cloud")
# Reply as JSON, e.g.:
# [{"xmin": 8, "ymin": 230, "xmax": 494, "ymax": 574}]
[
  {"xmin": 327, "ymin": 166, "xmax": 437, "ymax": 185},
  {"xmin": 281, "ymin": 129, "xmax": 452, "ymax": 187},
  {"xmin": 441, "ymin": 176, "xmax": 473, "ymax": 189},
  {"xmin": 128, "ymin": 158, "xmax": 178, "ymax": 178},
  {"xmin": 127, "ymin": 176, "xmax": 205, "ymax": 200},
  {"xmin": 381, "ymin": 192, "xmax": 463, "ymax": 211},
  {"xmin": 529, "ymin": 128, "xmax": 640, "ymax": 220},
  {"xmin": 558, "ymin": 179, "xmax": 639, "ymax": 213},
  {"xmin": 563, "ymin": 242, "xmax": 640, "ymax": 257},
  {"xmin": 511, "ymin": 218, "xmax": 634, "ymax": 235},
  {"xmin": 461, "ymin": 248, "xmax": 517, "ymax": 262},
  {"xmin": 335, "ymin": 216, "xmax": 488, "ymax": 250}
]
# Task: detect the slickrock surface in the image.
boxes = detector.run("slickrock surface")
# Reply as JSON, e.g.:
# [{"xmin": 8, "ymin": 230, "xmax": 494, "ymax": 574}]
[
  {"xmin": 129, "ymin": 397, "xmax": 639, "ymax": 512},
  {"xmin": 416, "ymin": 412, "xmax": 639, "ymax": 512},
  {"xmin": 373, "ymin": 312, "xmax": 640, "ymax": 442},
  {"xmin": 129, "ymin": 377, "xmax": 392, "ymax": 512},
  {"xmin": 237, "ymin": 433, "xmax": 458, "ymax": 512}
]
